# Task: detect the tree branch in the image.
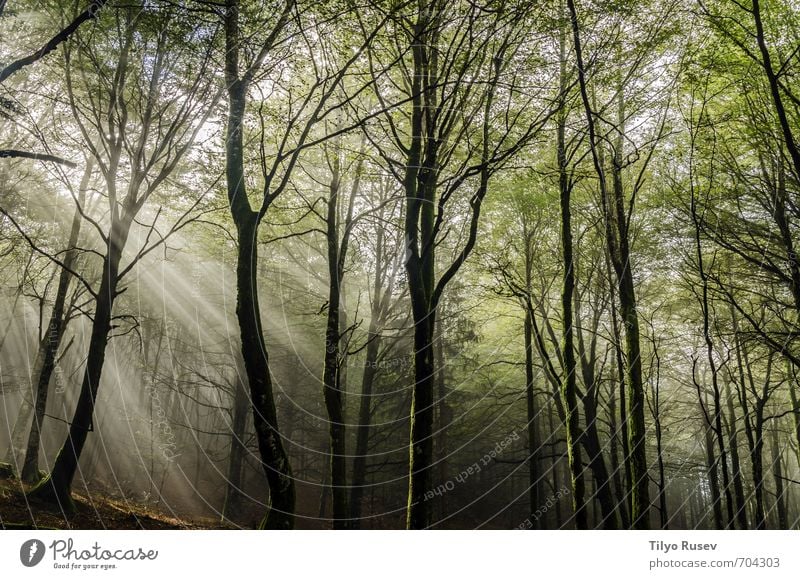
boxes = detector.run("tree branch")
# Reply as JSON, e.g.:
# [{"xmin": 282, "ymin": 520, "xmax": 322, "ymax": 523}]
[
  {"xmin": 0, "ymin": 149, "xmax": 77, "ymax": 168},
  {"xmin": 0, "ymin": 0, "xmax": 109, "ymax": 85}
]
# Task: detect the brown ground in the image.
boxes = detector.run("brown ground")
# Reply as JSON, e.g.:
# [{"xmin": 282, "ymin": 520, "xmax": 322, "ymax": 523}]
[{"xmin": 0, "ymin": 475, "xmax": 221, "ymax": 530}]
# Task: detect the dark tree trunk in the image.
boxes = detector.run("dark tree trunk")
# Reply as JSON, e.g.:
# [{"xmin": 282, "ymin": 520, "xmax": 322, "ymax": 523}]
[
  {"xmin": 573, "ymin": 293, "xmax": 618, "ymax": 526},
  {"xmin": 751, "ymin": 412, "xmax": 767, "ymax": 530},
  {"xmin": 567, "ymin": 0, "xmax": 649, "ymax": 527},
  {"xmin": 710, "ymin": 376, "xmax": 734, "ymax": 529},
  {"xmin": 703, "ymin": 417, "xmax": 724, "ymax": 529},
  {"xmin": 732, "ymin": 304, "xmax": 759, "ymax": 530},
  {"xmin": 28, "ymin": 215, "xmax": 131, "ymax": 511},
  {"xmin": 749, "ymin": 353, "xmax": 769, "ymax": 530},
  {"xmin": 725, "ymin": 379, "xmax": 748, "ymax": 529},
  {"xmin": 580, "ymin": 393, "xmax": 618, "ymax": 529},
  {"xmin": 349, "ymin": 324, "xmax": 380, "ymax": 526},
  {"xmin": 751, "ymin": 0, "xmax": 800, "ymax": 180},
  {"xmin": 769, "ymin": 423, "xmax": 788, "ymax": 529},
  {"xmin": 610, "ymin": 295, "xmax": 632, "ymax": 524},
  {"xmin": 654, "ymin": 404, "xmax": 667, "ymax": 529},
  {"xmin": 607, "ymin": 366, "xmax": 630, "ymax": 528},
  {"xmin": 523, "ymin": 309, "xmax": 542, "ymax": 528},
  {"xmin": 733, "ymin": 307, "xmax": 770, "ymax": 530},
  {"xmin": 322, "ymin": 148, "xmax": 363, "ymax": 528},
  {"xmin": 556, "ymin": 22, "xmax": 587, "ymax": 529},
  {"xmin": 233, "ymin": 212, "xmax": 295, "ymax": 529},
  {"xmin": 647, "ymin": 344, "xmax": 668, "ymax": 529},
  {"xmin": 401, "ymin": 1, "xmax": 498, "ymax": 528},
  {"xmin": 224, "ymin": 0, "xmax": 295, "ymax": 528},
  {"xmin": 406, "ymin": 305, "xmax": 436, "ymax": 529},
  {"xmin": 20, "ymin": 165, "xmax": 90, "ymax": 484},
  {"xmin": 530, "ymin": 288, "xmax": 618, "ymax": 529},
  {"xmin": 322, "ymin": 159, "xmax": 348, "ymax": 529},
  {"xmin": 319, "ymin": 471, "xmax": 330, "ymax": 519},
  {"xmin": 690, "ymin": 171, "xmax": 734, "ymax": 529},
  {"xmin": 404, "ymin": 8, "xmax": 437, "ymax": 529},
  {"xmin": 611, "ymin": 190, "xmax": 650, "ymax": 530}
]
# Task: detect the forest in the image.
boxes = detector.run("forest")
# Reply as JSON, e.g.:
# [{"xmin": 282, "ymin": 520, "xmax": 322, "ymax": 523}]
[{"xmin": 0, "ymin": 0, "xmax": 799, "ymax": 531}]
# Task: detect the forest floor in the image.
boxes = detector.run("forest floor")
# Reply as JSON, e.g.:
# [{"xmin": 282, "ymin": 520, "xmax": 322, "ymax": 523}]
[{"xmin": 0, "ymin": 473, "xmax": 218, "ymax": 530}]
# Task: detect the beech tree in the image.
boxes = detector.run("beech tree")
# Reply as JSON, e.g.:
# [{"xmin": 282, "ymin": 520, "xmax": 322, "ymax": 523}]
[{"xmin": 19, "ymin": 1, "xmax": 221, "ymax": 510}]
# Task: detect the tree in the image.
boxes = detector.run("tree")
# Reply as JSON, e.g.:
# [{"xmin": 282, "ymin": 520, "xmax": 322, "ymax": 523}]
[
  {"xmin": 25, "ymin": 1, "xmax": 220, "ymax": 510},
  {"xmin": 371, "ymin": 0, "xmax": 550, "ymax": 529},
  {"xmin": 21, "ymin": 161, "xmax": 93, "ymax": 484},
  {"xmin": 222, "ymin": 0, "xmax": 396, "ymax": 528},
  {"xmin": 565, "ymin": 0, "xmax": 677, "ymax": 528},
  {"xmin": 222, "ymin": 0, "xmax": 297, "ymax": 528}
]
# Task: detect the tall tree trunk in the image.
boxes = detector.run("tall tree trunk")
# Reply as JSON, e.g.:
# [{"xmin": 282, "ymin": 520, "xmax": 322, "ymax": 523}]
[
  {"xmin": 751, "ymin": 0, "xmax": 800, "ymax": 180},
  {"xmin": 610, "ymin": 117, "xmax": 650, "ymax": 532},
  {"xmin": 28, "ymin": 215, "xmax": 132, "ymax": 511},
  {"xmin": 654, "ymin": 411, "xmax": 667, "ymax": 529},
  {"xmin": 725, "ymin": 378, "xmax": 748, "ymax": 529},
  {"xmin": 531, "ymin": 287, "xmax": 618, "ymax": 529},
  {"xmin": 322, "ymin": 155, "xmax": 348, "ymax": 529},
  {"xmin": 557, "ymin": 18, "xmax": 587, "ymax": 530},
  {"xmin": 402, "ymin": 1, "xmax": 498, "ymax": 528},
  {"xmin": 224, "ymin": 0, "xmax": 295, "ymax": 529},
  {"xmin": 21, "ymin": 163, "xmax": 91, "ymax": 484},
  {"xmin": 649, "ymin": 354, "xmax": 668, "ymax": 529},
  {"xmin": 738, "ymin": 367, "xmax": 763, "ymax": 530},
  {"xmin": 580, "ymin": 392, "xmax": 618, "ymax": 529},
  {"xmin": 708, "ymin": 353, "xmax": 734, "ymax": 529},
  {"xmin": 751, "ymin": 409, "xmax": 767, "ymax": 530},
  {"xmin": 731, "ymin": 303, "xmax": 760, "ymax": 530},
  {"xmin": 406, "ymin": 303, "xmax": 436, "ymax": 529},
  {"xmin": 607, "ymin": 365, "xmax": 630, "ymax": 528},
  {"xmin": 703, "ymin": 414, "xmax": 724, "ymax": 529},
  {"xmin": 319, "ymin": 471, "xmax": 330, "ymax": 519},
  {"xmin": 349, "ymin": 324, "xmax": 380, "ymax": 526},
  {"xmin": 769, "ymin": 422, "xmax": 788, "ymax": 529},
  {"xmin": 609, "ymin": 289, "xmax": 632, "ymax": 527},
  {"xmin": 523, "ymin": 308, "xmax": 542, "ymax": 528},
  {"xmin": 742, "ymin": 322, "xmax": 771, "ymax": 529},
  {"xmin": 404, "ymin": 6, "xmax": 437, "ymax": 529},
  {"xmin": 690, "ymin": 169, "xmax": 734, "ymax": 529},
  {"xmin": 233, "ymin": 212, "xmax": 295, "ymax": 529},
  {"xmin": 573, "ymin": 288, "xmax": 619, "ymax": 526},
  {"xmin": 567, "ymin": 0, "xmax": 649, "ymax": 528}
]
